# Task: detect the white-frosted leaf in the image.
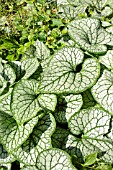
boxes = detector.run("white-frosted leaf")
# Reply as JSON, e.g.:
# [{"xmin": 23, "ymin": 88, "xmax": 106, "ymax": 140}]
[
  {"xmin": 13, "ymin": 113, "xmax": 56, "ymax": 165},
  {"xmin": 106, "ymin": 26, "xmax": 113, "ymax": 34},
  {"xmin": 21, "ymin": 58, "xmax": 39, "ymax": 79},
  {"xmin": 34, "ymin": 39, "xmax": 50, "ymax": 61},
  {"xmin": 57, "ymin": 0, "xmax": 69, "ymax": 6},
  {"xmin": 39, "ymin": 47, "xmax": 100, "ymax": 94},
  {"xmin": 11, "ymin": 79, "xmax": 42, "ymax": 125},
  {"xmin": 52, "ymin": 127, "xmax": 70, "ymax": 148},
  {"xmin": 36, "ymin": 148, "xmax": 77, "ymax": 170},
  {"xmin": 63, "ymin": 108, "xmax": 113, "ymax": 163},
  {"xmin": 101, "ymin": 6, "xmax": 112, "ymax": 17},
  {"xmin": 38, "ymin": 94, "xmax": 57, "ymax": 112},
  {"xmin": 92, "ymin": 0, "xmax": 108, "ymax": 10},
  {"xmin": 58, "ymin": 4, "xmax": 87, "ymax": 20},
  {"xmin": 1, "ymin": 64, "xmax": 16, "ymax": 85},
  {"xmin": 82, "ymin": 89, "xmax": 96, "ymax": 109},
  {"xmin": 0, "ymin": 88, "xmax": 13, "ymax": 115},
  {"xmin": 54, "ymin": 94, "xmax": 83, "ymax": 123},
  {"xmin": 99, "ymin": 50, "xmax": 113, "ymax": 70},
  {"xmin": 0, "ymin": 75, "xmax": 7, "ymax": 95},
  {"xmin": 0, "ymin": 111, "xmax": 39, "ymax": 153},
  {"xmin": 92, "ymin": 70, "xmax": 113, "ymax": 115},
  {"xmin": 0, "ymin": 144, "xmax": 15, "ymax": 164},
  {"xmin": 68, "ymin": 18, "xmax": 113, "ymax": 54}
]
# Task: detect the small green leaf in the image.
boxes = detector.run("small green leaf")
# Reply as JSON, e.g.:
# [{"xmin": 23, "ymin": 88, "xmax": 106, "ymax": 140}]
[{"xmin": 83, "ymin": 152, "xmax": 97, "ymax": 166}]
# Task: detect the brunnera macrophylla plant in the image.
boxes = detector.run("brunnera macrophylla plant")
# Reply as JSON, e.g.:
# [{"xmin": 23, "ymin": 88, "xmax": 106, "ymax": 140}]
[{"xmin": 0, "ymin": 2, "xmax": 113, "ymax": 170}]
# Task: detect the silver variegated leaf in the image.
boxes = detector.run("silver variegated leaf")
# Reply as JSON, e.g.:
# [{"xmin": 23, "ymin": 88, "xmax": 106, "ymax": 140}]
[
  {"xmin": 0, "ymin": 111, "xmax": 39, "ymax": 153},
  {"xmin": 34, "ymin": 39, "xmax": 50, "ymax": 61},
  {"xmin": 99, "ymin": 50, "xmax": 113, "ymax": 70},
  {"xmin": 21, "ymin": 58, "xmax": 39, "ymax": 79},
  {"xmin": 11, "ymin": 79, "xmax": 42, "ymax": 125},
  {"xmin": 68, "ymin": 18, "xmax": 113, "ymax": 54},
  {"xmin": 36, "ymin": 148, "xmax": 77, "ymax": 170},
  {"xmin": 63, "ymin": 108, "xmax": 113, "ymax": 163},
  {"xmin": 0, "ymin": 88, "xmax": 13, "ymax": 115},
  {"xmin": 0, "ymin": 75, "xmax": 7, "ymax": 96},
  {"xmin": 92, "ymin": 70, "xmax": 113, "ymax": 115},
  {"xmin": 38, "ymin": 94, "xmax": 57, "ymax": 112},
  {"xmin": 39, "ymin": 47, "xmax": 100, "ymax": 94},
  {"xmin": 13, "ymin": 113, "xmax": 56, "ymax": 166}
]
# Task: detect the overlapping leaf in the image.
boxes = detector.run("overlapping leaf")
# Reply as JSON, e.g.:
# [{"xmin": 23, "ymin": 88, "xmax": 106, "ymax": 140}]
[
  {"xmin": 39, "ymin": 47, "xmax": 100, "ymax": 94},
  {"xmin": 0, "ymin": 111, "xmax": 40, "ymax": 153},
  {"xmin": 62, "ymin": 108, "xmax": 113, "ymax": 162},
  {"xmin": 92, "ymin": 69, "xmax": 113, "ymax": 115},
  {"xmin": 99, "ymin": 50, "xmax": 113, "ymax": 70},
  {"xmin": 13, "ymin": 113, "xmax": 56, "ymax": 165},
  {"xmin": 68, "ymin": 18, "xmax": 113, "ymax": 54},
  {"xmin": 36, "ymin": 148, "xmax": 77, "ymax": 170},
  {"xmin": 54, "ymin": 94, "xmax": 83, "ymax": 123}
]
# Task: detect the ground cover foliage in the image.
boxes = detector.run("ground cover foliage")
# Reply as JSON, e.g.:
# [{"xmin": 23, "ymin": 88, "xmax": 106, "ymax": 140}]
[{"xmin": 0, "ymin": 0, "xmax": 113, "ymax": 169}]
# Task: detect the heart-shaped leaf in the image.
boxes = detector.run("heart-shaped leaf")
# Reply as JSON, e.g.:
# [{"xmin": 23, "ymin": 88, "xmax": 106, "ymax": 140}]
[
  {"xmin": 92, "ymin": 70, "xmax": 113, "ymax": 115},
  {"xmin": 39, "ymin": 47, "xmax": 100, "ymax": 94},
  {"xmin": 63, "ymin": 108, "xmax": 113, "ymax": 163},
  {"xmin": 68, "ymin": 18, "xmax": 113, "ymax": 54},
  {"xmin": 0, "ymin": 111, "xmax": 40, "ymax": 153}
]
